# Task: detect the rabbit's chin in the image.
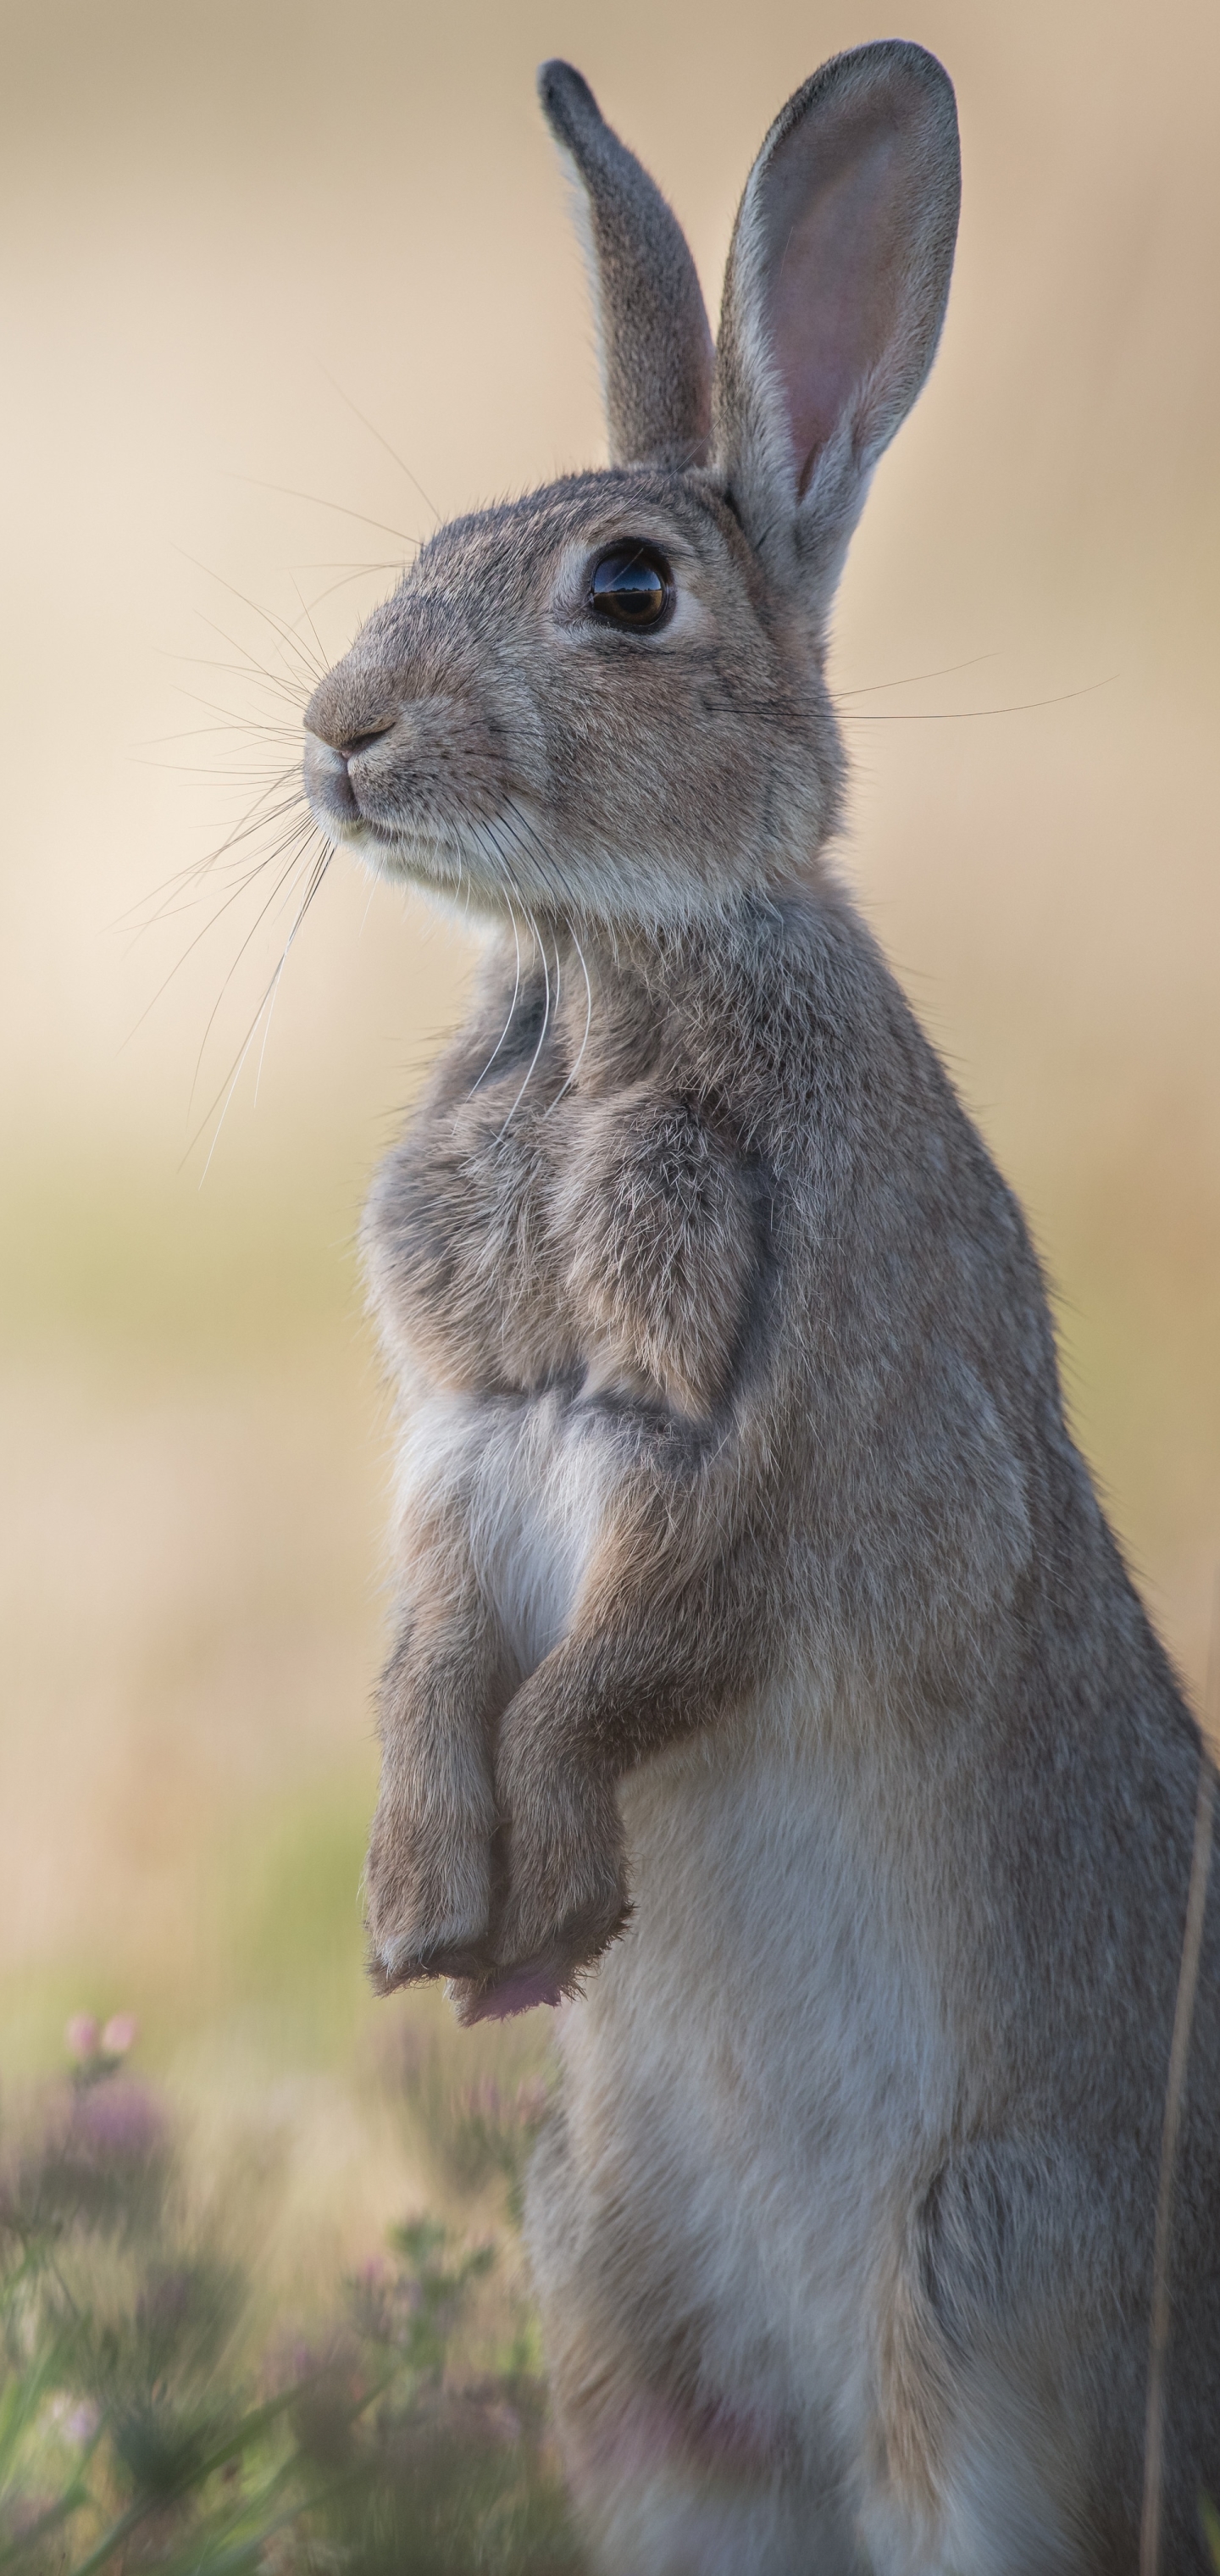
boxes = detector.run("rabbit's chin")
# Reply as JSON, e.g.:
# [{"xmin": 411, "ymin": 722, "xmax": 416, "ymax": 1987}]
[
  {"xmin": 324, "ymin": 799, "xmax": 819, "ymax": 935},
  {"xmin": 329, "ymin": 814, "xmax": 473, "ymax": 902},
  {"xmin": 317, "ymin": 808, "xmax": 546, "ymax": 924}
]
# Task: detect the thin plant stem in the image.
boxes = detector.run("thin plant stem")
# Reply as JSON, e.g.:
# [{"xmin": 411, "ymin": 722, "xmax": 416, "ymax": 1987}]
[{"xmin": 1140, "ymin": 1578, "xmax": 1219, "ymax": 2576}]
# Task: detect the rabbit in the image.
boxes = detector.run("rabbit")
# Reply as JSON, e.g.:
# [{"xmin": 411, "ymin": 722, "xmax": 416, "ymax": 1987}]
[{"xmin": 300, "ymin": 40, "xmax": 1220, "ymax": 2576}]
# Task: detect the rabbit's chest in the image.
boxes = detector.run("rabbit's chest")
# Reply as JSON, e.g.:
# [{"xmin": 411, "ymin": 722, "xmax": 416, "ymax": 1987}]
[
  {"xmin": 396, "ymin": 1381, "xmax": 618, "ymax": 1674},
  {"xmin": 369, "ymin": 1083, "xmax": 756, "ymax": 1418}
]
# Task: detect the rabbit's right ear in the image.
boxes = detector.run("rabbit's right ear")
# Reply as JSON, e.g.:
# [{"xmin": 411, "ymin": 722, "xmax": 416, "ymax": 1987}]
[
  {"xmin": 714, "ymin": 42, "xmax": 960, "ymax": 619},
  {"xmin": 538, "ymin": 61, "xmax": 714, "ymax": 470}
]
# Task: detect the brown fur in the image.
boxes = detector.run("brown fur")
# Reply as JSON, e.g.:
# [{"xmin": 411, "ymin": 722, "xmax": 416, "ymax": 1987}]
[{"xmin": 300, "ymin": 43, "xmax": 1220, "ymax": 2573}]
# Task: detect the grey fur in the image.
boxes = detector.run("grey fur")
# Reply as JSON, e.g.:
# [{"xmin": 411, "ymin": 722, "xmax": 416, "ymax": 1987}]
[
  {"xmin": 539, "ymin": 61, "xmax": 714, "ymax": 469},
  {"xmin": 300, "ymin": 42, "xmax": 1219, "ymax": 2573},
  {"xmin": 715, "ymin": 42, "xmax": 962, "ymax": 609}
]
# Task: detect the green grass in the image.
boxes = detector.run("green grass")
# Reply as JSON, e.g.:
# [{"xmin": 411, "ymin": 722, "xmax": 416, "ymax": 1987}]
[{"xmin": 0, "ymin": 2035, "xmax": 580, "ymax": 2575}]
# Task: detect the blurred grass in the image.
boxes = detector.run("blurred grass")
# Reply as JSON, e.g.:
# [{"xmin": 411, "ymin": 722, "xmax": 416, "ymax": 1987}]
[
  {"xmin": 0, "ymin": 1163, "xmax": 358, "ymax": 1364},
  {"xmin": 0, "ymin": 2036, "xmax": 578, "ymax": 2573}
]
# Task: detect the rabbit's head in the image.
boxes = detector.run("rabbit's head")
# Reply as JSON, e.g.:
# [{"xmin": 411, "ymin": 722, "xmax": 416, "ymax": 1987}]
[{"xmin": 302, "ymin": 44, "xmax": 960, "ymax": 930}]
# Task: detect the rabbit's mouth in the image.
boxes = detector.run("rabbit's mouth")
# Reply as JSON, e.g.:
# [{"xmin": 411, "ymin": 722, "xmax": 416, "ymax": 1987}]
[
  {"xmin": 302, "ymin": 728, "xmax": 388, "ymax": 840},
  {"xmin": 302, "ymin": 697, "xmax": 516, "ymax": 899},
  {"xmin": 302, "ymin": 746, "xmax": 503, "ymax": 912}
]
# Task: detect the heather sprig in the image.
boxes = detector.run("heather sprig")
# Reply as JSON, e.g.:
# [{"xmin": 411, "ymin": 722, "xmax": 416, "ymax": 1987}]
[{"xmin": 0, "ymin": 2025, "xmax": 580, "ymax": 2576}]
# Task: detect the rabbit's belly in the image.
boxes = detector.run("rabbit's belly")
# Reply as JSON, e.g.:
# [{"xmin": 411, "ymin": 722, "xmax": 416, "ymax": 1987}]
[
  {"xmin": 396, "ymin": 1385, "xmax": 616, "ymax": 1675},
  {"xmin": 542, "ymin": 1723, "xmax": 956, "ymax": 2446}
]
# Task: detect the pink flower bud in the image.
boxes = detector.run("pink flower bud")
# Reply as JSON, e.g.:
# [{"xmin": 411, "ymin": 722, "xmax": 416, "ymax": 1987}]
[
  {"xmin": 102, "ymin": 2013, "xmax": 138, "ymax": 2057},
  {"xmin": 64, "ymin": 2014, "xmax": 99, "ymax": 2061}
]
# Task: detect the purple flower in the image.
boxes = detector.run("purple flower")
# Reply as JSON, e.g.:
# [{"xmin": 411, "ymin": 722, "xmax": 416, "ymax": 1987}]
[{"xmin": 75, "ymin": 2080, "xmax": 164, "ymax": 2161}]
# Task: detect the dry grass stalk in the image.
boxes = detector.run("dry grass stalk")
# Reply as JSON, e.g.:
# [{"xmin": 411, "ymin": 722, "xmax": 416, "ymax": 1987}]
[{"xmin": 1140, "ymin": 1581, "xmax": 1219, "ymax": 2576}]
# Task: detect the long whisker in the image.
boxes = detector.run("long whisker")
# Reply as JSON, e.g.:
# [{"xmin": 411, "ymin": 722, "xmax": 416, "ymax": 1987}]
[
  {"xmin": 254, "ymin": 837, "xmax": 330, "ymax": 1107},
  {"xmin": 836, "ymin": 651, "xmax": 999, "ymax": 699},
  {"xmin": 502, "ymin": 792, "xmax": 564, "ymax": 911},
  {"xmin": 124, "ymin": 785, "xmax": 313, "ymax": 944},
  {"xmin": 544, "ymin": 919, "xmax": 593, "ymax": 1119},
  {"xmin": 172, "ymin": 626, "xmax": 324, "ymax": 711},
  {"xmin": 225, "ymin": 473, "xmax": 418, "ymax": 547},
  {"xmin": 152, "ymin": 767, "xmax": 305, "ymax": 873},
  {"xmin": 186, "ymin": 821, "xmax": 321, "ymax": 1113},
  {"xmin": 842, "ymin": 675, "xmax": 1118, "ymax": 724},
  {"xmin": 175, "ymin": 551, "xmax": 328, "ymax": 690},
  {"xmin": 120, "ymin": 800, "xmax": 314, "ymax": 1034},
  {"xmin": 284, "ymin": 561, "xmax": 401, "ymax": 617},
  {"xmin": 321, "ymin": 369, "xmax": 441, "ymax": 525},
  {"xmin": 191, "ymin": 842, "xmax": 332, "ymax": 1181},
  {"xmin": 496, "ymin": 887, "xmax": 550, "ymax": 1141},
  {"xmin": 133, "ymin": 717, "xmax": 303, "ymax": 749},
  {"xmin": 486, "ymin": 806, "xmax": 576, "ymax": 1129},
  {"xmin": 469, "ymin": 862, "xmax": 524, "ymax": 1092},
  {"xmin": 289, "ymin": 571, "xmax": 330, "ymax": 675}
]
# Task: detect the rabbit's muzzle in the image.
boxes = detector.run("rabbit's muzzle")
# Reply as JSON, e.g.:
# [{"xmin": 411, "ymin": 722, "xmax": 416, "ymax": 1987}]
[
  {"xmin": 302, "ymin": 731, "xmax": 362, "ymax": 828},
  {"xmin": 302, "ymin": 685, "xmax": 507, "ymax": 868}
]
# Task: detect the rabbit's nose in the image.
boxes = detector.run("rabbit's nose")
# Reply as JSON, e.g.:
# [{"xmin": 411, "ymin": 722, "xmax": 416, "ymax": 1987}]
[
  {"xmin": 313, "ymin": 720, "xmax": 394, "ymax": 762},
  {"xmin": 302, "ymin": 658, "xmax": 400, "ymax": 818},
  {"xmin": 304, "ymin": 711, "xmax": 395, "ymax": 761},
  {"xmin": 303, "ymin": 727, "xmax": 371, "ymax": 824},
  {"xmin": 303, "ymin": 663, "xmax": 396, "ymax": 758}
]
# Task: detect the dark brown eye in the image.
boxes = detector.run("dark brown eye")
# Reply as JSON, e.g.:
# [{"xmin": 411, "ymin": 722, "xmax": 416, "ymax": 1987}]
[{"xmin": 588, "ymin": 542, "xmax": 674, "ymax": 630}]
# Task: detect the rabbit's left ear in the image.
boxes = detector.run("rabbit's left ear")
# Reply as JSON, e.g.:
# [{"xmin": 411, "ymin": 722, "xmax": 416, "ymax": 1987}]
[
  {"xmin": 539, "ymin": 61, "xmax": 714, "ymax": 470},
  {"xmin": 714, "ymin": 42, "xmax": 960, "ymax": 614}
]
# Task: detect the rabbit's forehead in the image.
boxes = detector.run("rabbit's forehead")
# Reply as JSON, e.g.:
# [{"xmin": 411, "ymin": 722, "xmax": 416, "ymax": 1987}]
[{"xmin": 401, "ymin": 470, "xmax": 740, "ymax": 604}]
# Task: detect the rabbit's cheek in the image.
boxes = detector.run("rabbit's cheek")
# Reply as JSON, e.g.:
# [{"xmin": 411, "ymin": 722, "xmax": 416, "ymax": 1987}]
[{"xmin": 353, "ymin": 698, "xmax": 505, "ymax": 834}]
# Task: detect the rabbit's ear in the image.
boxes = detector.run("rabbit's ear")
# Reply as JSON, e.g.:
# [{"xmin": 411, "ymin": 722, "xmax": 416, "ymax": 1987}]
[
  {"xmin": 538, "ymin": 61, "xmax": 714, "ymax": 470},
  {"xmin": 714, "ymin": 42, "xmax": 960, "ymax": 613}
]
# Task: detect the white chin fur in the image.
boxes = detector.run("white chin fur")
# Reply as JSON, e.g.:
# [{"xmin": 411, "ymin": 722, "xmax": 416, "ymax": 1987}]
[{"xmin": 320, "ymin": 811, "xmax": 469, "ymax": 897}]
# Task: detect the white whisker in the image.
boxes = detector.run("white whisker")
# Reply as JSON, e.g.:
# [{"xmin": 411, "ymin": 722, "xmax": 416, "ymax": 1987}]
[
  {"xmin": 194, "ymin": 842, "xmax": 331, "ymax": 1182},
  {"xmin": 469, "ymin": 862, "xmax": 524, "ymax": 1092},
  {"xmin": 496, "ymin": 893, "xmax": 549, "ymax": 1141},
  {"xmin": 544, "ymin": 920, "xmax": 593, "ymax": 1118}
]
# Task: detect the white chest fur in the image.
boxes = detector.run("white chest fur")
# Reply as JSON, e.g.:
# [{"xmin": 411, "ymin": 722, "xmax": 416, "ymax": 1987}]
[{"xmin": 393, "ymin": 1377, "xmax": 618, "ymax": 1675}]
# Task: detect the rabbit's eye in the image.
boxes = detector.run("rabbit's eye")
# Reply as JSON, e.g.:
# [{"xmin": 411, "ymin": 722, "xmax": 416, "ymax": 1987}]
[{"xmin": 588, "ymin": 543, "xmax": 674, "ymax": 630}]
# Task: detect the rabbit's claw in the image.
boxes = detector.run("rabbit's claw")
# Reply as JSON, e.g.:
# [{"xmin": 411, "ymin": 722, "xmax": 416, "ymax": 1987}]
[
  {"xmin": 447, "ymin": 1779, "xmax": 630, "ymax": 2020},
  {"xmin": 449, "ymin": 1894, "xmax": 632, "ymax": 2025}
]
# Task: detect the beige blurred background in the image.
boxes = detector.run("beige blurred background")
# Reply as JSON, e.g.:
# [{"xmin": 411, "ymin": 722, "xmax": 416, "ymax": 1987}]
[{"xmin": 1, "ymin": 0, "xmax": 1217, "ymax": 2252}]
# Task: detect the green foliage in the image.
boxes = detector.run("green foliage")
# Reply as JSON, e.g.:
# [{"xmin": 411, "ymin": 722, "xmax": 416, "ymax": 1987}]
[
  {"xmin": 0, "ymin": 2046, "xmax": 582, "ymax": 2575},
  {"xmin": 1203, "ymin": 2490, "xmax": 1220, "ymax": 2568},
  {"xmin": 395, "ymin": 2040, "xmax": 553, "ymax": 2229}
]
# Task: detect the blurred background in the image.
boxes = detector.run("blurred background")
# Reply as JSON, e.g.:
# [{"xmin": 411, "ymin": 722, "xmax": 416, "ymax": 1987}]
[{"xmin": 0, "ymin": 0, "xmax": 1217, "ymax": 2279}]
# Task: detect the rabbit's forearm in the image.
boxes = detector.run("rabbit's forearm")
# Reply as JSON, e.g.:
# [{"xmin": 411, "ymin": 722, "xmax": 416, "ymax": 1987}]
[
  {"xmin": 496, "ymin": 1507, "xmax": 767, "ymax": 1787},
  {"xmin": 361, "ymin": 1506, "xmax": 510, "ymax": 1989}
]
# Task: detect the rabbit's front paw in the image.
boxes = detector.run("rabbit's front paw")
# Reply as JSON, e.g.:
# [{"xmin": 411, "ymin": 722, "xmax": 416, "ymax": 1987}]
[
  {"xmin": 363, "ymin": 1786, "xmax": 493, "ymax": 1993},
  {"xmin": 452, "ymin": 1757, "xmax": 629, "ymax": 2024}
]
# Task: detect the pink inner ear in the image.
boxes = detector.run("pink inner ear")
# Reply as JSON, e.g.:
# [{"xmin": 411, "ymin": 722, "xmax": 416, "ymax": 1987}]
[{"xmin": 763, "ymin": 123, "xmax": 908, "ymax": 495}]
